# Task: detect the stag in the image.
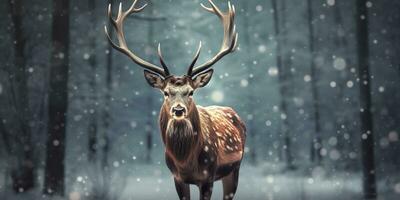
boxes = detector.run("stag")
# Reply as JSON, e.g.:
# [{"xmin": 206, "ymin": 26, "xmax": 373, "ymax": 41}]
[{"xmin": 105, "ymin": 0, "xmax": 246, "ymax": 199}]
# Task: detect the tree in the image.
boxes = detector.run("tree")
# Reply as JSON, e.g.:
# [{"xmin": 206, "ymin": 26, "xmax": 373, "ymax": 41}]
[
  {"xmin": 102, "ymin": 0, "xmax": 114, "ymax": 170},
  {"xmin": 87, "ymin": 0, "xmax": 98, "ymax": 162},
  {"xmin": 0, "ymin": 117, "xmax": 11, "ymax": 155},
  {"xmin": 43, "ymin": 0, "xmax": 70, "ymax": 195},
  {"xmin": 306, "ymin": 0, "xmax": 322, "ymax": 165},
  {"xmin": 7, "ymin": 0, "xmax": 35, "ymax": 192},
  {"xmin": 270, "ymin": 0, "xmax": 294, "ymax": 169},
  {"xmin": 242, "ymin": 0, "xmax": 257, "ymax": 165},
  {"xmin": 331, "ymin": 1, "xmax": 357, "ymax": 169},
  {"xmin": 355, "ymin": 0, "xmax": 377, "ymax": 199},
  {"xmin": 144, "ymin": 1, "xmax": 155, "ymax": 164}
]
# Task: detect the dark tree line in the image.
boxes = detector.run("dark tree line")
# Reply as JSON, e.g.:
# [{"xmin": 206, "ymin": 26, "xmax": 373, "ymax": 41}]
[{"xmin": 269, "ymin": 0, "xmax": 378, "ymax": 198}]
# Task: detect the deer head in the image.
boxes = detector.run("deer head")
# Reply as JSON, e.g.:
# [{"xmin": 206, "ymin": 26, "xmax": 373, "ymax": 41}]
[{"xmin": 105, "ymin": 0, "xmax": 238, "ymax": 120}]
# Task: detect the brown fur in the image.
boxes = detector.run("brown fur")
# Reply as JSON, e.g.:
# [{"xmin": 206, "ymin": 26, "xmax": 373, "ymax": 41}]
[
  {"xmin": 159, "ymin": 101, "xmax": 246, "ymax": 171},
  {"xmin": 156, "ymin": 75, "xmax": 246, "ymax": 200},
  {"xmin": 165, "ymin": 118, "xmax": 197, "ymax": 161}
]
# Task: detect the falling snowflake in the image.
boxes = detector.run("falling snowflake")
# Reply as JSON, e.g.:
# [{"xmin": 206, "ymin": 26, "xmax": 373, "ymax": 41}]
[
  {"xmin": 211, "ymin": 90, "xmax": 224, "ymax": 103},
  {"xmin": 255, "ymin": 5, "xmax": 263, "ymax": 12},
  {"xmin": 240, "ymin": 79, "xmax": 249, "ymax": 87},
  {"xmin": 304, "ymin": 75, "xmax": 311, "ymax": 82},
  {"xmin": 258, "ymin": 45, "xmax": 267, "ymax": 53},
  {"xmin": 83, "ymin": 53, "xmax": 90, "ymax": 60},
  {"xmin": 346, "ymin": 80, "xmax": 354, "ymax": 88},
  {"xmin": 327, "ymin": 0, "xmax": 335, "ymax": 6},
  {"xmin": 333, "ymin": 57, "xmax": 346, "ymax": 70},
  {"xmin": 268, "ymin": 67, "xmax": 278, "ymax": 77}
]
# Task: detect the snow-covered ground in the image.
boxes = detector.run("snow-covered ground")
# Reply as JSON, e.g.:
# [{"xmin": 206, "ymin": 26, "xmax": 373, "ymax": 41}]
[
  {"xmin": 116, "ymin": 164, "xmax": 364, "ymax": 200},
  {"xmin": 0, "ymin": 163, "xmax": 399, "ymax": 200}
]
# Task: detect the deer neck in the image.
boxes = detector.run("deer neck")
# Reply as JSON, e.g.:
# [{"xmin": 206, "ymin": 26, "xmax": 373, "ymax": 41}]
[{"xmin": 159, "ymin": 104, "xmax": 202, "ymax": 162}]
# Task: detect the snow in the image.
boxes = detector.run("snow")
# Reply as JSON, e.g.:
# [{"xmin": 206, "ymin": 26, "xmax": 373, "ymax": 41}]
[
  {"xmin": 3, "ymin": 163, "xmax": 398, "ymax": 200},
  {"xmin": 211, "ymin": 90, "xmax": 224, "ymax": 103},
  {"xmin": 333, "ymin": 57, "xmax": 346, "ymax": 71},
  {"xmin": 268, "ymin": 67, "xmax": 278, "ymax": 77},
  {"xmin": 304, "ymin": 75, "xmax": 311, "ymax": 82},
  {"xmin": 240, "ymin": 79, "xmax": 248, "ymax": 87},
  {"xmin": 327, "ymin": 0, "xmax": 336, "ymax": 6},
  {"xmin": 346, "ymin": 81, "xmax": 354, "ymax": 88}
]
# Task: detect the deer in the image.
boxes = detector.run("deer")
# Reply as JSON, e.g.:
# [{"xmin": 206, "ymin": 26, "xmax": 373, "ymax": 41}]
[{"xmin": 105, "ymin": 0, "xmax": 246, "ymax": 199}]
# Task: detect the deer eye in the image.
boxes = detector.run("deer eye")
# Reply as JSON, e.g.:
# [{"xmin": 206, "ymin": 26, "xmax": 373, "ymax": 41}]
[
  {"xmin": 163, "ymin": 91, "xmax": 169, "ymax": 97},
  {"xmin": 189, "ymin": 91, "xmax": 194, "ymax": 96}
]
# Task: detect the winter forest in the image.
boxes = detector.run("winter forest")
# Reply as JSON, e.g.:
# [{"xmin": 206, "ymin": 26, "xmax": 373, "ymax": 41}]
[{"xmin": 0, "ymin": 0, "xmax": 399, "ymax": 199}]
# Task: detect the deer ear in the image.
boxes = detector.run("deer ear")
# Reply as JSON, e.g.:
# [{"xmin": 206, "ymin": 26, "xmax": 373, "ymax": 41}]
[
  {"xmin": 192, "ymin": 69, "xmax": 213, "ymax": 88},
  {"xmin": 144, "ymin": 70, "xmax": 164, "ymax": 89}
]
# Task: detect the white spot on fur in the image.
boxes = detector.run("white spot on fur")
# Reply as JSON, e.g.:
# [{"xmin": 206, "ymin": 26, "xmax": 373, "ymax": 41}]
[{"xmin": 204, "ymin": 146, "xmax": 209, "ymax": 152}]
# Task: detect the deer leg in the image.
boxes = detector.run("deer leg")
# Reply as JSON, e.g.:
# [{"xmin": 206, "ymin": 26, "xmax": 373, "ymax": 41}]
[
  {"xmin": 222, "ymin": 167, "xmax": 240, "ymax": 200},
  {"xmin": 174, "ymin": 178, "xmax": 191, "ymax": 200},
  {"xmin": 199, "ymin": 181, "xmax": 214, "ymax": 200}
]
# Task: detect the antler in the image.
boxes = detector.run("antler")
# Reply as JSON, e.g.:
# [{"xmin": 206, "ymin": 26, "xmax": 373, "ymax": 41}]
[
  {"xmin": 187, "ymin": 0, "xmax": 238, "ymax": 77},
  {"xmin": 105, "ymin": 0, "xmax": 170, "ymax": 77}
]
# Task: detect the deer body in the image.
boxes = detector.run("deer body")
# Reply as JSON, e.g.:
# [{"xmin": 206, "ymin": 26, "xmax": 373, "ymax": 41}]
[
  {"xmin": 162, "ymin": 105, "xmax": 245, "ymax": 200},
  {"xmin": 105, "ymin": 1, "xmax": 245, "ymax": 199},
  {"xmin": 160, "ymin": 104, "xmax": 246, "ymax": 183}
]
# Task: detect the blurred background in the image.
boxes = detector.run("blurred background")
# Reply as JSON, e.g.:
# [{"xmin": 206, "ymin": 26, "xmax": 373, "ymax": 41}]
[{"xmin": 0, "ymin": 0, "xmax": 399, "ymax": 199}]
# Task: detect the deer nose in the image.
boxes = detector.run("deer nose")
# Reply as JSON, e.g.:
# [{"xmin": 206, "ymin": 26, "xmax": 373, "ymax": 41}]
[{"xmin": 172, "ymin": 105, "xmax": 186, "ymax": 117}]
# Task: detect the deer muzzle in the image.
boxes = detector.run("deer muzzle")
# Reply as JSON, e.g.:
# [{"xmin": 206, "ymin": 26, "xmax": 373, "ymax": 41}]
[{"xmin": 171, "ymin": 105, "xmax": 187, "ymax": 119}]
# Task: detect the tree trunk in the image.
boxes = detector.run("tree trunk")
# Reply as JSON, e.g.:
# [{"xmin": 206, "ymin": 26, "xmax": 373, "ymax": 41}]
[
  {"xmin": 144, "ymin": 1, "xmax": 156, "ymax": 164},
  {"xmin": 43, "ymin": 0, "xmax": 69, "ymax": 195},
  {"xmin": 355, "ymin": 0, "xmax": 377, "ymax": 199},
  {"xmin": 7, "ymin": 0, "xmax": 35, "ymax": 192},
  {"xmin": 0, "ymin": 118, "xmax": 11, "ymax": 155},
  {"xmin": 242, "ymin": 0, "xmax": 257, "ymax": 165},
  {"xmin": 102, "ymin": 0, "xmax": 114, "ymax": 170},
  {"xmin": 331, "ymin": 1, "xmax": 356, "ymax": 169},
  {"xmin": 87, "ymin": 0, "xmax": 98, "ymax": 162},
  {"xmin": 270, "ymin": 0, "xmax": 294, "ymax": 169},
  {"xmin": 307, "ymin": 0, "xmax": 322, "ymax": 165}
]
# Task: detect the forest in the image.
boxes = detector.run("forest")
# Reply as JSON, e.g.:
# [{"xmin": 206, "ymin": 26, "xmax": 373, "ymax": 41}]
[{"xmin": 0, "ymin": 0, "xmax": 399, "ymax": 199}]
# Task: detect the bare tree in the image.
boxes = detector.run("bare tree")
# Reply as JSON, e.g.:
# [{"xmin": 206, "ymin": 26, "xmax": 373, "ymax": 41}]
[
  {"xmin": 144, "ymin": 1, "xmax": 155, "ymax": 163},
  {"xmin": 7, "ymin": 0, "xmax": 35, "ymax": 192},
  {"xmin": 0, "ymin": 117, "xmax": 11, "ymax": 155},
  {"xmin": 331, "ymin": 1, "xmax": 358, "ymax": 169},
  {"xmin": 102, "ymin": 0, "xmax": 114, "ymax": 170},
  {"xmin": 306, "ymin": 0, "xmax": 322, "ymax": 165},
  {"xmin": 355, "ymin": 0, "xmax": 377, "ymax": 199},
  {"xmin": 270, "ymin": 0, "xmax": 294, "ymax": 169},
  {"xmin": 43, "ymin": 0, "xmax": 70, "ymax": 195},
  {"xmin": 242, "ymin": 0, "xmax": 257, "ymax": 165},
  {"xmin": 87, "ymin": 0, "xmax": 98, "ymax": 162}
]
